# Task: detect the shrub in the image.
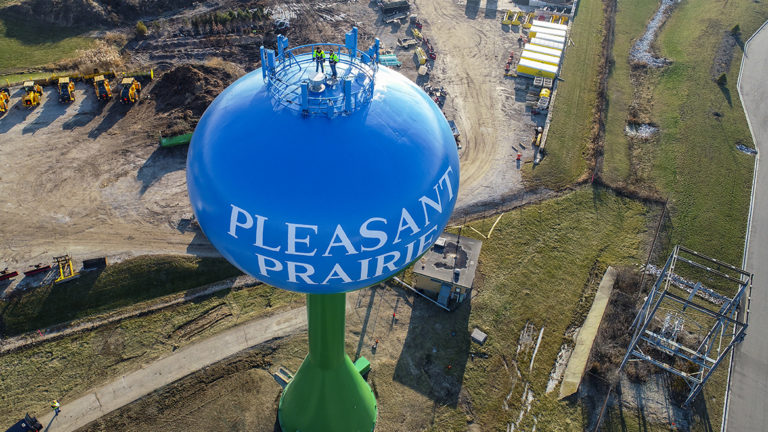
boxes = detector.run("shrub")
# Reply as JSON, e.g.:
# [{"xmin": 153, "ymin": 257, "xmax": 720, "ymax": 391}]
[
  {"xmin": 717, "ymin": 73, "xmax": 728, "ymax": 86},
  {"xmin": 136, "ymin": 21, "xmax": 148, "ymax": 36}
]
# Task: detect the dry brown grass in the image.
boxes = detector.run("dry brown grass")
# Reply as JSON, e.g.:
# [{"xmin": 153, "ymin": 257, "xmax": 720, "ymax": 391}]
[
  {"xmin": 54, "ymin": 40, "xmax": 125, "ymax": 75},
  {"xmin": 204, "ymin": 57, "xmax": 246, "ymax": 78}
]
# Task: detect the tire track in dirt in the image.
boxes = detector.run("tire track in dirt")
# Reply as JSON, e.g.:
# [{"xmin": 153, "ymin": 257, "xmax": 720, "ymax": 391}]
[{"xmin": 413, "ymin": 0, "xmax": 530, "ymax": 211}]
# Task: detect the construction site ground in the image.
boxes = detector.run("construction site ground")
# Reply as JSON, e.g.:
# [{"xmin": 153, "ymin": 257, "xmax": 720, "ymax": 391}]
[
  {"xmin": 0, "ymin": 0, "xmax": 541, "ymax": 274},
  {"xmin": 0, "ymin": 0, "xmax": 618, "ymax": 430}
]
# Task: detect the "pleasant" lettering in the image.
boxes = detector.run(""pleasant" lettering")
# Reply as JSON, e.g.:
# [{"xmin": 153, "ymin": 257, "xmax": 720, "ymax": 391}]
[{"xmin": 225, "ymin": 166, "xmax": 456, "ymax": 285}]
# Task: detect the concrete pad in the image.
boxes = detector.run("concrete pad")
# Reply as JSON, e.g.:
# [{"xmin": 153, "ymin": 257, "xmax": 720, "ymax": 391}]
[
  {"xmin": 559, "ymin": 266, "xmax": 617, "ymax": 399},
  {"xmin": 37, "ymin": 306, "xmax": 307, "ymax": 431}
]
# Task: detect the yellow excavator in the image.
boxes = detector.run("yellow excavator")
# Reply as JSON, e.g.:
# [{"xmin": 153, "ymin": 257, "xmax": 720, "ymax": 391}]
[
  {"xmin": 22, "ymin": 81, "xmax": 42, "ymax": 108},
  {"xmin": 0, "ymin": 82, "xmax": 10, "ymax": 114},
  {"xmin": 93, "ymin": 75, "xmax": 112, "ymax": 101},
  {"xmin": 120, "ymin": 77, "xmax": 141, "ymax": 104},
  {"xmin": 57, "ymin": 77, "xmax": 75, "ymax": 103}
]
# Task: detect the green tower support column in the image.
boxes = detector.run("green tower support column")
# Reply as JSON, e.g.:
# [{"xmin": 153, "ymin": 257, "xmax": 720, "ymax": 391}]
[{"xmin": 278, "ymin": 293, "xmax": 377, "ymax": 432}]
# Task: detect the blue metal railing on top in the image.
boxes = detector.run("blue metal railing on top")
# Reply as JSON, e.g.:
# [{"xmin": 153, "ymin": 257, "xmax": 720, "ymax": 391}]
[{"xmin": 260, "ymin": 28, "xmax": 380, "ymax": 117}]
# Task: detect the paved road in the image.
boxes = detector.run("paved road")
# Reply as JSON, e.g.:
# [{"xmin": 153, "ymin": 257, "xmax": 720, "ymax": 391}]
[
  {"xmin": 726, "ymin": 22, "xmax": 768, "ymax": 432},
  {"xmin": 36, "ymin": 307, "xmax": 307, "ymax": 431}
]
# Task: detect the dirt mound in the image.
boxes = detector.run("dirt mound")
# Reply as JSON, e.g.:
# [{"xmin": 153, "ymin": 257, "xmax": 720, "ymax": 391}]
[
  {"xmin": 1, "ymin": 0, "xmax": 190, "ymax": 27},
  {"xmin": 150, "ymin": 64, "xmax": 239, "ymax": 135}
]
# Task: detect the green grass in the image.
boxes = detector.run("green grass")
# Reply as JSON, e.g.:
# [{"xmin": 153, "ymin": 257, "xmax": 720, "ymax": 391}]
[
  {"xmin": 0, "ymin": 15, "xmax": 92, "ymax": 72},
  {"xmin": 0, "ymin": 282, "xmax": 303, "ymax": 427},
  {"xmin": 601, "ymin": 0, "xmax": 661, "ymax": 184},
  {"xmin": 646, "ymin": 0, "xmax": 766, "ymax": 264},
  {"xmin": 0, "ymin": 255, "xmax": 243, "ymax": 336},
  {"xmin": 432, "ymin": 187, "xmax": 651, "ymax": 430},
  {"xmin": 525, "ymin": 0, "xmax": 605, "ymax": 188},
  {"xmin": 600, "ymin": 0, "xmax": 766, "ymax": 263}
]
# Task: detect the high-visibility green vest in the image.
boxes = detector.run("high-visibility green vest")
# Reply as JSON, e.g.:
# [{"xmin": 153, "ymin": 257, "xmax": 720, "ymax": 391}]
[{"xmin": 330, "ymin": 53, "xmax": 339, "ymax": 62}]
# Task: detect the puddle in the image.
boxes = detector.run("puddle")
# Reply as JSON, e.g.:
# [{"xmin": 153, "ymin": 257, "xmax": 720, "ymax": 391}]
[
  {"xmin": 737, "ymin": 144, "xmax": 757, "ymax": 155},
  {"xmin": 625, "ymin": 123, "xmax": 659, "ymax": 139},
  {"xmin": 629, "ymin": 0, "xmax": 677, "ymax": 67}
]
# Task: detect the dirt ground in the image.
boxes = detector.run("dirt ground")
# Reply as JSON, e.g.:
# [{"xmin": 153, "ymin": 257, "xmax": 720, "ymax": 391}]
[
  {"xmin": 2, "ymin": 0, "xmax": 544, "ymax": 427},
  {"xmin": 407, "ymin": 0, "xmax": 540, "ymax": 211},
  {"xmin": 0, "ymin": 72, "xmax": 227, "ymax": 276},
  {"xmin": 1, "ymin": 0, "xmax": 538, "ymax": 270},
  {"xmin": 78, "ymin": 283, "xmax": 475, "ymax": 431}
]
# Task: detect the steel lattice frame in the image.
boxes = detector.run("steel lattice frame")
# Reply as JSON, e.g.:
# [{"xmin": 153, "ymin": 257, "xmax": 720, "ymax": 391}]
[{"xmin": 619, "ymin": 245, "xmax": 751, "ymax": 406}]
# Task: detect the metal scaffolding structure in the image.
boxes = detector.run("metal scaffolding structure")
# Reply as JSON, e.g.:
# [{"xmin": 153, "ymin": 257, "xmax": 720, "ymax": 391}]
[{"xmin": 620, "ymin": 245, "xmax": 751, "ymax": 406}]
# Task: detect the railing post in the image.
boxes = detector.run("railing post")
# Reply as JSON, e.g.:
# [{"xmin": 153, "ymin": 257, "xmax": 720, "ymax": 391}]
[
  {"xmin": 301, "ymin": 82, "xmax": 309, "ymax": 113},
  {"xmin": 345, "ymin": 27, "xmax": 358, "ymax": 58},
  {"xmin": 344, "ymin": 78, "xmax": 353, "ymax": 113},
  {"xmin": 260, "ymin": 46, "xmax": 268, "ymax": 80},
  {"xmin": 267, "ymin": 49, "xmax": 276, "ymax": 73},
  {"xmin": 277, "ymin": 34, "xmax": 289, "ymax": 59}
]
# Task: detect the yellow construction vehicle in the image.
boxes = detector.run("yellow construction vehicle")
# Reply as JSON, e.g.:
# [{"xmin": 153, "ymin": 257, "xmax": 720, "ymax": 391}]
[
  {"xmin": 502, "ymin": 10, "xmax": 515, "ymax": 25},
  {"xmin": 57, "ymin": 77, "xmax": 75, "ymax": 103},
  {"xmin": 0, "ymin": 84, "xmax": 10, "ymax": 114},
  {"xmin": 22, "ymin": 81, "xmax": 42, "ymax": 108},
  {"xmin": 119, "ymin": 77, "xmax": 141, "ymax": 104},
  {"xmin": 523, "ymin": 12, "xmax": 535, "ymax": 29},
  {"xmin": 415, "ymin": 47, "xmax": 427, "ymax": 65},
  {"xmin": 93, "ymin": 75, "xmax": 112, "ymax": 101},
  {"xmin": 53, "ymin": 255, "xmax": 80, "ymax": 284}
]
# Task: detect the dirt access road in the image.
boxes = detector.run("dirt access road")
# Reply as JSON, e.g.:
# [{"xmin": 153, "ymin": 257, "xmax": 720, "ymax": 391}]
[
  {"xmin": 409, "ymin": 0, "xmax": 540, "ymax": 212},
  {"xmin": 0, "ymin": 85, "xmax": 214, "ymax": 270}
]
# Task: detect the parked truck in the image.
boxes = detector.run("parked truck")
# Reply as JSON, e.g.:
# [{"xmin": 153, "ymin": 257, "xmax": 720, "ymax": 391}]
[{"xmin": 4, "ymin": 414, "xmax": 42, "ymax": 432}]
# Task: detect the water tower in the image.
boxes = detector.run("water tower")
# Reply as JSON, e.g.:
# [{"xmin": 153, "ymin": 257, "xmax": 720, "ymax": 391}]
[{"xmin": 187, "ymin": 28, "xmax": 460, "ymax": 431}]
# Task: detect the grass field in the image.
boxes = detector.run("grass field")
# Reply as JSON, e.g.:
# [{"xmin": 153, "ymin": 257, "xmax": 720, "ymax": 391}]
[
  {"xmin": 600, "ymin": 0, "xmax": 661, "ymax": 185},
  {"xmin": 525, "ymin": 0, "xmax": 605, "ymax": 188},
  {"xmin": 0, "ymin": 255, "xmax": 242, "ymax": 336},
  {"xmin": 432, "ymin": 187, "xmax": 651, "ymax": 430},
  {"xmin": 0, "ymin": 280, "xmax": 302, "ymax": 427},
  {"xmin": 0, "ymin": 15, "xmax": 92, "ymax": 72},
  {"xmin": 600, "ymin": 0, "xmax": 767, "ymax": 265},
  {"xmin": 645, "ymin": 0, "xmax": 767, "ymax": 264}
]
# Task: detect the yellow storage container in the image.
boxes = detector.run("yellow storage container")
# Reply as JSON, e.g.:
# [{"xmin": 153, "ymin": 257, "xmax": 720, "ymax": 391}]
[
  {"xmin": 524, "ymin": 44, "xmax": 562, "ymax": 58},
  {"xmin": 521, "ymin": 50, "xmax": 561, "ymax": 66},
  {"xmin": 516, "ymin": 58, "xmax": 558, "ymax": 79},
  {"xmin": 540, "ymin": 88, "xmax": 551, "ymax": 98},
  {"xmin": 530, "ymin": 25, "xmax": 567, "ymax": 39}
]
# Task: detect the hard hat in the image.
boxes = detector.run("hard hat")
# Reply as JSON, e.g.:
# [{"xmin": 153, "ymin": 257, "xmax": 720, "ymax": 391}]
[{"xmin": 538, "ymin": 127, "xmax": 543, "ymax": 132}]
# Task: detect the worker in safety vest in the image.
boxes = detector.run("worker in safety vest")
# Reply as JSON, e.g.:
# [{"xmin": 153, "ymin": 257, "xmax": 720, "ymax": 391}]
[
  {"xmin": 314, "ymin": 47, "xmax": 325, "ymax": 73},
  {"xmin": 328, "ymin": 50, "xmax": 340, "ymax": 79},
  {"xmin": 51, "ymin": 399, "xmax": 61, "ymax": 415}
]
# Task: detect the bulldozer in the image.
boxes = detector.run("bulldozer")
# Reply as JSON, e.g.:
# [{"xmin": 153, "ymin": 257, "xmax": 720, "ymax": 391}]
[
  {"xmin": 22, "ymin": 81, "xmax": 42, "ymax": 108},
  {"xmin": 93, "ymin": 75, "xmax": 112, "ymax": 101},
  {"xmin": 57, "ymin": 77, "xmax": 75, "ymax": 103},
  {"xmin": 0, "ymin": 86, "xmax": 10, "ymax": 114},
  {"xmin": 119, "ymin": 77, "xmax": 141, "ymax": 104}
]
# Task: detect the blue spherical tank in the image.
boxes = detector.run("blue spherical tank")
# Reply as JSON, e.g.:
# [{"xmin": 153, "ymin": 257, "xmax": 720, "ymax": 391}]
[{"xmin": 187, "ymin": 43, "xmax": 460, "ymax": 294}]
